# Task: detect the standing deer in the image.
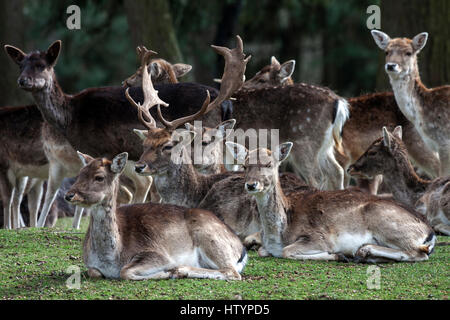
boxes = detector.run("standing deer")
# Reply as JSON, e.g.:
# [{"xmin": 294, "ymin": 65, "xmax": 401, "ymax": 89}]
[
  {"xmin": 371, "ymin": 30, "xmax": 450, "ymax": 176},
  {"xmin": 4, "ymin": 40, "xmax": 229, "ymax": 225},
  {"xmin": 337, "ymin": 92, "xmax": 440, "ymax": 194},
  {"xmin": 227, "ymin": 58, "xmax": 349, "ymax": 190},
  {"xmin": 226, "ymin": 141, "xmax": 436, "ymax": 262},
  {"xmin": 122, "ymin": 45, "xmax": 192, "ymax": 87},
  {"xmin": 349, "ymin": 126, "xmax": 450, "ymax": 236},
  {"xmin": 65, "ymin": 152, "xmax": 247, "ymax": 280}
]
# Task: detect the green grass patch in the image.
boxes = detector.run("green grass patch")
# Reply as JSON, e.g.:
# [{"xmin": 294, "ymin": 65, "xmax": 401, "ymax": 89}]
[{"xmin": 0, "ymin": 217, "xmax": 448, "ymax": 300}]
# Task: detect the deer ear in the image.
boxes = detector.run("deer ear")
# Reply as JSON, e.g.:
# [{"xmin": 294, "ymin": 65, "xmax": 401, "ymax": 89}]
[
  {"xmin": 279, "ymin": 60, "xmax": 295, "ymax": 82},
  {"xmin": 215, "ymin": 119, "xmax": 236, "ymax": 140},
  {"xmin": 46, "ymin": 40, "xmax": 61, "ymax": 66},
  {"xmin": 371, "ymin": 30, "xmax": 391, "ymax": 50},
  {"xmin": 172, "ymin": 63, "xmax": 192, "ymax": 78},
  {"xmin": 382, "ymin": 127, "xmax": 392, "ymax": 149},
  {"xmin": 274, "ymin": 142, "xmax": 293, "ymax": 163},
  {"xmin": 271, "ymin": 56, "xmax": 281, "ymax": 67},
  {"xmin": 77, "ymin": 151, "xmax": 95, "ymax": 167},
  {"xmin": 175, "ymin": 130, "xmax": 196, "ymax": 146},
  {"xmin": 225, "ymin": 142, "xmax": 248, "ymax": 164},
  {"xmin": 111, "ymin": 152, "xmax": 128, "ymax": 174},
  {"xmin": 133, "ymin": 129, "xmax": 148, "ymax": 141},
  {"xmin": 412, "ymin": 32, "xmax": 428, "ymax": 53},
  {"xmin": 4, "ymin": 45, "xmax": 26, "ymax": 65},
  {"xmin": 184, "ymin": 123, "xmax": 195, "ymax": 131},
  {"xmin": 149, "ymin": 62, "xmax": 160, "ymax": 77},
  {"xmin": 392, "ymin": 125, "xmax": 403, "ymax": 140}
]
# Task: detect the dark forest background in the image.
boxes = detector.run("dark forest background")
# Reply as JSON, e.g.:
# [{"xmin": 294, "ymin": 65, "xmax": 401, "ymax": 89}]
[{"xmin": 0, "ymin": 0, "xmax": 448, "ymax": 107}]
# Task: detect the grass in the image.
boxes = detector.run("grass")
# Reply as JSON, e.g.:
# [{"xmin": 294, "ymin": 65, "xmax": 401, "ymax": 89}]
[{"xmin": 0, "ymin": 217, "xmax": 448, "ymax": 300}]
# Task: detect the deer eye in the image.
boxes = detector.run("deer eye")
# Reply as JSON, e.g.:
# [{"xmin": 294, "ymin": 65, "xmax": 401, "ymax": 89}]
[
  {"xmin": 367, "ymin": 151, "xmax": 377, "ymax": 156},
  {"xmin": 202, "ymin": 141, "xmax": 209, "ymax": 146},
  {"xmin": 163, "ymin": 145, "xmax": 173, "ymax": 151},
  {"xmin": 94, "ymin": 176, "xmax": 105, "ymax": 182},
  {"xmin": 406, "ymin": 52, "xmax": 412, "ymax": 56}
]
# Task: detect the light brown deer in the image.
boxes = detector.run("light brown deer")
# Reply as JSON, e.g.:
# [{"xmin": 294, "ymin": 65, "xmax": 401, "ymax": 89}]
[
  {"xmin": 349, "ymin": 126, "xmax": 450, "ymax": 236},
  {"xmin": 65, "ymin": 152, "xmax": 247, "ymax": 280},
  {"xmin": 226, "ymin": 141, "xmax": 436, "ymax": 262},
  {"xmin": 122, "ymin": 45, "xmax": 192, "ymax": 87},
  {"xmin": 371, "ymin": 30, "xmax": 450, "ymax": 176},
  {"xmin": 336, "ymin": 92, "xmax": 440, "ymax": 194}
]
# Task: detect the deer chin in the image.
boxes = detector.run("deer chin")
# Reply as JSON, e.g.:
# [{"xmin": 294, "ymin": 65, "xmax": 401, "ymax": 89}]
[
  {"xmin": 19, "ymin": 79, "xmax": 47, "ymax": 92},
  {"xmin": 138, "ymin": 166, "xmax": 168, "ymax": 176}
]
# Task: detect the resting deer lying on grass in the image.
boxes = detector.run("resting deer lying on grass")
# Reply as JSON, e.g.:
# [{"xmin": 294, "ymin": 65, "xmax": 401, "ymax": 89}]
[
  {"xmin": 371, "ymin": 30, "xmax": 450, "ymax": 176},
  {"xmin": 65, "ymin": 152, "xmax": 247, "ymax": 280},
  {"xmin": 226, "ymin": 141, "xmax": 436, "ymax": 262},
  {"xmin": 349, "ymin": 126, "xmax": 450, "ymax": 236},
  {"xmin": 122, "ymin": 45, "xmax": 192, "ymax": 87}
]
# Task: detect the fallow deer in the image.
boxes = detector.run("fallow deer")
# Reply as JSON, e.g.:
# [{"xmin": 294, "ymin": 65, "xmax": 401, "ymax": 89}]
[
  {"xmin": 226, "ymin": 141, "xmax": 436, "ymax": 262},
  {"xmin": 337, "ymin": 92, "xmax": 440, "ymax": 194},
  {"xmin": 227, "ymin": 59, "xmax": 349, "ymax": 190},
  {"xmin": 4, "ymin": 40, "xmax": 231, "ymax": 225},
  {"xmin": 349, "ymin": 126, "xmax": 450, "ymax": 236},
  {"xmin": 122, "ymin": 45, "xmax": 192, "ymax": 87},
  {"xmin": 371, "ymin": 30, "xmax": 450, "ymax": 176},
  {"xmin": 65, "ymin": 152, "xmax": 247, "ymax": 280}
]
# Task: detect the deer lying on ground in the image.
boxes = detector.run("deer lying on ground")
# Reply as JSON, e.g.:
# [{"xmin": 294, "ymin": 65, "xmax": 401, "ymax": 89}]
[
  {"xmin": 122, "ymin": 45, "xmax": 192, "ymax": 87},
  {"xmin": 227, "ymin": 56, "xmax": 349, "ymax": 190},
  {"xmin": 371, "ymin": 30, "xmax": 450, "ymax": 176},
  {"xmin": 337, "ymin": 92, "xmax": 440, "ymax": 194},
  {"xmin": 65, "ymin": 151, "xmax": 247, "ymax": 280},
  {"xmin": 4, "ymin": 40, "xmax": 232, "ymax": 225},
  {"xmin": 226, "ymin": 141, "xmax": 436, "ymax": 262},
  {"xmin": 349, "ymin": 126, "xmax": 450, "ymax": 236}
]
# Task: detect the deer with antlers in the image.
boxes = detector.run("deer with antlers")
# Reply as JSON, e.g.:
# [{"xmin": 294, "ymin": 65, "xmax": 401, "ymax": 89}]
[
  {"xmin": 371, "ymin": 30, "xmax": 450, "ymax": 176},
  {"xmin": 122, "ymin": 45, "xmax": 192, "ymax": 87},
  {"xmin": 349, "ymin": 126, "xmax": 450, "ymax": 236},
  {"xmin": 226, "ymin": 141, "xmax": 436, "ymax": 263},
  {"xmin": 65, "ymin": 151, "xmax": 247, "ymax": 280}
]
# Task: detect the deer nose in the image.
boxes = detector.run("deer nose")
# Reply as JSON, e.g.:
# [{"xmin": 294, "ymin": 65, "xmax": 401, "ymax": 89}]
[
  {"xmin": 65, "ymin": 192, "xmax": 75, "ymax": 202},
  {"xmin": 245, "ymin": 182, "xmax": 259, "ymax": 192},
  {"xmin": 386, "ymin": 63, "xmax": 397, "ymax": 71},
  {"xmin": 135, "ymin": 163, "xmax": 147, "ymax": 173},
  {"xmin": 18, "ymin": 77, "xmax": 30, "ymax": 87}
]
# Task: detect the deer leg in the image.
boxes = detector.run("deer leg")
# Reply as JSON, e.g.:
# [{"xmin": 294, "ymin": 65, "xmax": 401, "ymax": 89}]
[
  {"xmin": 123, "ymin": 161, "xmax": 151, "ymax": 203},
  {"xmin": 87, "ymin": 268, "xmax": 104, "ymax": 279},
  {"xmin": 282, "ymin": 241, "xmax": 339, "ymax": 261},
  {"xmin": 11, "ymin": 177, "xmax": 28, "ymax": 229},
  {"xmin": 354, "ymin": 244, "xmax": 428, "ymax": 263},
  {"xmin": 243, "ymin": 231, "xmax": 261, "ymax": 249},
  {"xmin": 37, "ymin": 164, "xmax": 64, "ymax": 227},
  {"xmin": 169, "ymin": 265, "xmax": 241, "ymax": 280},
  {"xmin": 438, "ymin": 147, "xmax": 450, "ymax": 177},
  {"xmin": 72, "ymin": 206, "xmax": 84, "ymax": 230},
  {"xmin": 0, "ymin": 173, "xmax": 12, "ymax": 229},
  {"xmin": 120, "ymin": 251, "xmax": 174, "ymax": 280},
  {"xmin": 431, "ymin": 223, "xmax": 450, "ymax": 236},
  {"xmin": 27, "ymin": 179, "xmax": 44, "ymax": 228}
]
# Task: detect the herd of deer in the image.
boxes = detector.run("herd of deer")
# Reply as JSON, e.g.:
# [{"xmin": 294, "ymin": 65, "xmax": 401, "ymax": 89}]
[{"xmin": 0, "ymin": 30, "xmax": 448, "ymax": 280}]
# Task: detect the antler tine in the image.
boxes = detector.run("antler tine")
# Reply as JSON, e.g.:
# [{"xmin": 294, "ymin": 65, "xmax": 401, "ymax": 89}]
[
  {"xmin": 157, "ymin": 91, "xmax": 211, "ymax": 131},
  {"xmin": 125, "ymin": 50, "xmax": 168, "ymax": 130},
  {"xmin": 155, "ymin": 35, "xmax": 249, "ymax": 132}
]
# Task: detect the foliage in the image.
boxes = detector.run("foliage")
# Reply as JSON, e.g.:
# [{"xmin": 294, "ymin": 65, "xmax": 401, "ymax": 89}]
[{"xmin": 0, "ymin": 218, "xmax": 448, "ymax": 300}]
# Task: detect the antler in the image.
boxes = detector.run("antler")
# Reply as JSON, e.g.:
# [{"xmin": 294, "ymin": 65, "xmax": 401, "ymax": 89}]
[
  {"xmin": 136, "ymin": 45, "xmax": 157, "ymax": 65},
  {"xmin": 156, "ymin": 35, "xmax": 251, "ymax": 131},
  {"xmin": 125, "ymin": 50, "xmax": 168, "ymax": 129}
]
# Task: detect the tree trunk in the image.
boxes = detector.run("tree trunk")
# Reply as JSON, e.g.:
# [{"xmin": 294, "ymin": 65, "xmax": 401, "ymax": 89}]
[
  {"xmin": 123, "ymin": 0, "xmax": 183, "ymax": 66},
  {"xmin": 0, "ymin": 0, "xmax": 30, "ymax": 106},
  {"xmin": 376, "ymin": 0, "xmax": 450, "ymax": 90}
]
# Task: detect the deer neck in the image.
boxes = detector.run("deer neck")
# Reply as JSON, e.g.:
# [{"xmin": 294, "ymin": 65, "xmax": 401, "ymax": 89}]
[
  {"xmin": 253, "ymin": 178, "xmax": 289, "ymax": 257},
  {"xmin": 388, "ymin": 65, "xmax": 425, "ymax": 123},
  {"xmin": 86, "ymin": 182, "xmax": 122, "ymax": 272},
  {"xmin": 153, "ymin": 148, "xmax": 208, "ymax": 207},
  {"xmin": 32, "ymin": 75, "xmax": 71, "ymax": 133},
  {"xmin": 382, "ymin": 153, "xmax": 430, "ymax": 206}
]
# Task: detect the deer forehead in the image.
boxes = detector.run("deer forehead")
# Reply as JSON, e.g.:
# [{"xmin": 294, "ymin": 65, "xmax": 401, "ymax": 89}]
[
  {"xmin": 246, "ymin": 148, "xmax": 273, "ymax": 164},
  {"xmin": 386, "ymin": 39, "xmax": 414, "ymax": 52},
  {"xmin": 142, "ymin": 129, "xmax": 172, "ymax": 148}
]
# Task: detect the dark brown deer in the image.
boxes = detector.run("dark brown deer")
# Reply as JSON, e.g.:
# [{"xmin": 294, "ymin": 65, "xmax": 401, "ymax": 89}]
[
  {"xmin": 371, "ymin": 30, "xmax": 450, "ymax": 176},
  {"xmin": 122, "ymin": 45, "xmax": 192, "ymax": 87},
  {"xmin": 65, "ymin": 152, "xmax": 247, "ymax": 280},
  {"xmin": 227, "ymin": 141, "xmax": 436, "ymax": 263},
  {"xmin": 349, "ymin": 126, "xmax": 450, "ymax": 236}
]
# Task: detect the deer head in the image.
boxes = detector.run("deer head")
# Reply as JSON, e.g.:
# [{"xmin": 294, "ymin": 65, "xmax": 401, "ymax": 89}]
[
  {"xmin": 348, "ymin": 126, "xmax": 404, "ymax": 179},
  {"xmin": 4, "ymin": 40, "xmax": 62, "ymax": 92},
  {"xmin": 241, "ymin": 56, "xmax": 295, "ymax": 90},
  {"xmin": 122, "ymin": 45, "xmax": 192, "ymax": 87},
  {"xmin": 226, "ymin": 142, "xmax": 293, "ymax": 194},
  {"xmin": 129, "ymin": 36, "xmax": 250, "ymax": 177},
  {"xmin": 371, "ymin": 30, "xmax": 428, "ymax": 79},
  {"xmin": 65, "ymin": 152, "xmax": 128, "ymax": 207}
]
